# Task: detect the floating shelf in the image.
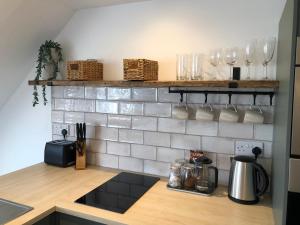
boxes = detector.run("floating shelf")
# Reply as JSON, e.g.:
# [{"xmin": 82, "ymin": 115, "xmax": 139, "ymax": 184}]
[{"xmin": 28, "ymin": 80, "xmax": 279, "ymax": 89}]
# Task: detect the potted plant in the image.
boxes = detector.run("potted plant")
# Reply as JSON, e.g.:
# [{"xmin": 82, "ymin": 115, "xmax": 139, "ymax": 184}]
[{"xmin": 33, "ymin": 40, "xmax": 63, "ymax": 106}]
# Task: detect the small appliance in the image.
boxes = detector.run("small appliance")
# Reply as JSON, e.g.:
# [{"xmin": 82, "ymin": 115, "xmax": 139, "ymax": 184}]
[
  {"xmin": 228, "ymin": 147, "xmax": 269, "ymax": 204},
  {"xmin": 44, "ymin": 140, "xmax": 76, "ymax": 167}
]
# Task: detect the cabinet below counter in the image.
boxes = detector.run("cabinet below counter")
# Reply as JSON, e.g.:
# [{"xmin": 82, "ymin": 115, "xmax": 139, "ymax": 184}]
[{"xmin": 0, "ymin": 163, "xmax": 274, "ymax": 225}]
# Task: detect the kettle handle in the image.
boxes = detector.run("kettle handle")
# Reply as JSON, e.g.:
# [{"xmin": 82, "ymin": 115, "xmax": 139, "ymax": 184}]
[
  {"xmin": 209, "ymin": 166, "xmax": 219, "ymax": 188},
  {"xmin": 253, "ymin": 163, "xmax": 269, "ymax": 196}
]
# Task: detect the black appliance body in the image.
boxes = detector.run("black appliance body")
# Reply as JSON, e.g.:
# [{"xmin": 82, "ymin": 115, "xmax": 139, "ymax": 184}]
[
  {"xmin": 75, "ymin": 172, "xmax": 160, "ymax": 214},
  {"xmin": 44, "ymin": 140, "xmax": 76, "ymax": 167}
]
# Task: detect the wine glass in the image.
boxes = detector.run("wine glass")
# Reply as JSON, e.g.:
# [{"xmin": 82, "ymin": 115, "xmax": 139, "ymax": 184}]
[
  {"xmin": 209, "ymin": 49, "xmax": 222, "ymax": 80},
  {"xmin": 225, "ymin": 47, "xmax": 239, "ymax": 80},
  {"xmin": 260, "ymin": 37, "xmax": 276, "ymax": 80},
  {"xmin": 244, "ymin": 40, "xmax": 257, "ymax": 80}
]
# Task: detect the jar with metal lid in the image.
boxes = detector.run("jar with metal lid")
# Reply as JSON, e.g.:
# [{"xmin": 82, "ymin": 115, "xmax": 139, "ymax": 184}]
[{"xmin": 168, "ymin": 163, "xmax": 182, "ymax": 188}]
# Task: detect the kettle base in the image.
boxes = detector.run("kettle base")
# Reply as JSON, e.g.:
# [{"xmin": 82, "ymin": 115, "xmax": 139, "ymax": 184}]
[{"xmin": 228, "ymin": 195, "xmax": 259, "ymax": 205}]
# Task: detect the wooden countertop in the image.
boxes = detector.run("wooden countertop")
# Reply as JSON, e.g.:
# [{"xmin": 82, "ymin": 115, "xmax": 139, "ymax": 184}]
[{"xmin": 0, "ymin": 163, "xmax": 274, "ymax": 225}]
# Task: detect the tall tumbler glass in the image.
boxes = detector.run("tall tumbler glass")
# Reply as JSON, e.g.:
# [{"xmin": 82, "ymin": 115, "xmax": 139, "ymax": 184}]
[
  {"xmin": 176, "ymin": 54, "xmax": 188, "ymax": 80},
  {"xmin": 191, "ymin": 54, "xmax": 204, "ymax": 80}
]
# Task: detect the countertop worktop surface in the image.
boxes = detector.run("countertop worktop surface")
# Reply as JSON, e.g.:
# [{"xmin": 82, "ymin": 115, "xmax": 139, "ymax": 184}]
[{"xmin": 0, "ymin": 163, "xmax": 274, "ymax": 225}]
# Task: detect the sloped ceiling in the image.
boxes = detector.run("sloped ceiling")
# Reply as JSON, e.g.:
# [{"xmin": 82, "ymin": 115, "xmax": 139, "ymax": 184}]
[{"xmin": 0, "ymin": 0, "xmax": 146, "ymax": 109}]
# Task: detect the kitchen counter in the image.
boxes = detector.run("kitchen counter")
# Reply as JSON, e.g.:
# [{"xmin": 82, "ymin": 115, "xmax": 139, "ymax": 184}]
[{"xmin": 0, "ymin": 163, "xmax": 274, "ymax": 225}]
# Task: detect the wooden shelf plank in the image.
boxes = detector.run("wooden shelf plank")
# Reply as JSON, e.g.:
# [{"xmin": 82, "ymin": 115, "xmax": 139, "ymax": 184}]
[{"xmin": 28, "ymin": 80, "xmax": 279, "ymax": 89}]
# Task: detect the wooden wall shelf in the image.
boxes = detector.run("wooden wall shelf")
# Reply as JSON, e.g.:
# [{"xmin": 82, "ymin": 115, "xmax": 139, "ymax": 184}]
[{"xmin": 28, "ymin": 80, "xmax": 279, "ymax": 89}]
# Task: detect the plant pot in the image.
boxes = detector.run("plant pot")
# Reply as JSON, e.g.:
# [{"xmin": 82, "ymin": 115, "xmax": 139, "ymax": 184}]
[{"xmin": 43, "ymin": 63, "xmax": 56, "ymax": 80}]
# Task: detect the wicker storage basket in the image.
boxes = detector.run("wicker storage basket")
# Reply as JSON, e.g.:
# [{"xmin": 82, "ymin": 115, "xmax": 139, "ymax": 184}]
[
  {"xmin": 67, "ymin": 60, "xmax": 103, "ymax": 80},
  {"xmin": 123, "ymin": 59, "xmax": 158, "ymax": 81}
]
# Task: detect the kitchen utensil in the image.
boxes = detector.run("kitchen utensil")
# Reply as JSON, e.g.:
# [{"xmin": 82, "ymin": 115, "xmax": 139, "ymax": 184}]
[
  {"xmin": 228, "ymin": 147, "xmax": 269, "ymax": 204},
  {"xmin": 75, "ymin": 123, "xmax": 87, "ymax": 169},
  {"xmin": 194, "ymin": 156, "xmax": 218, "ymax": 192}
]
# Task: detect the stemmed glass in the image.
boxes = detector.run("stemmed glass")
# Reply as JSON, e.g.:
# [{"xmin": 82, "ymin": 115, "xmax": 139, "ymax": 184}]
[
  {"xmin": 244, "ymin": 40, "xmax": 257, "ymax": 80},
  {"xmin": 260, "ymin": 37, "xmax": 276, "ymax": 80},
  {"xmin": 225, "ymin": 48, "xmax": 239, "ymax": 80},
  {"xmin": 209, "ymin": 49, "xmax": 222, "ymax": 80}
]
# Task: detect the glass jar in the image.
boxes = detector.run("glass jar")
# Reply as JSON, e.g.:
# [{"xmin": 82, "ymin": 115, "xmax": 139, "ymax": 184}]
[
  {"xmin": 182, "ymin": 163, "xmax": 197, "ymax": 190},
  {"xmin": 168, "ymin": 163, "xmax": 182, "ymax": 188}
]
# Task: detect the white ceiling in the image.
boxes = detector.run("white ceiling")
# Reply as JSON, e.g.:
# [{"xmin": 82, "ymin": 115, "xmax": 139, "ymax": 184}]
[{"xmin": 61, "ymin": 0, "xmax": 149, "ymax": 10}]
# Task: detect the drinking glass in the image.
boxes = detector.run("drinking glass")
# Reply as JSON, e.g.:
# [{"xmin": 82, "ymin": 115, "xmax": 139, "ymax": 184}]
[
  {"xmin": 244, "ymin": 40, "xmax": 257, "ymax": 80},
  {"xmin": 225, "ymin": 48, "xmax": 239, "ymax": 80},
  {"xmin": 191, "ymin": 54, "xmax": 204, "ymax": 80},
  {"xmin": 176, "ymin": 54, "xmax": 188, "ymax": 80},
  {"xmin": 260, "ymin": 37, "xmax": 276, "ymax": 80},
  {"xmin": 209, "ymin": 49, "xmax": 222, "ymax": 80}
]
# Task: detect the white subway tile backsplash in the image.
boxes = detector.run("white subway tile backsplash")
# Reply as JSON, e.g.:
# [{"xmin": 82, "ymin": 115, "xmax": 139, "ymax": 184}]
[
  {"xmin": 52, "ymin": 86, "xmax": 64, "ymax": 98},
  {"xmin": 95, "ymin": 127, "xmax": 118, "ymax": 141},
  {"xmin": 158, "ymin": 118, "xmax": 185, "ymax": 133},
  {"xmin": 157, "ymin": 147, "xmax": 185, "ymax": 163},
  {"xmin": 119, "ymin": 129, "xmax": 143, "ymax": 144},
  {"xmin": 218, "ymin": 122, "xmax": 253, "ymax": 139},
  {"xmin": 171, "ymin": 134, "xmax": 201, "ymax": 150},
  {"xmin": 85, "ymin": 113, "xmax": 107, "ymax": 126},
  {"xmin": 131, "ymin": 144, "xmax": 156, "ymax": 160},
  {"xmin": 218, "ymin": 170, "xmax": 230, "ymax": 186},
  {"xmin": 107, "ymin": 141, "xmax": 130, "ymax": 156},
  {"xmin": 52, "ymin": 87, "xmax": 274, "ymax": 181},
  {"xmin": 64, "ymin": 112, "xmax": 84, "ymax": 124},
  {"xmin": 52, "ymin": 111, "xmax": 64, "ymax": 123},
  {"xmin": 96, "ymin": 101, "xmax": 118, "ymax": 114},
  {"xmin": 220, "ymin": 94, "xmax": 253, "ymax": 105},
  {"xmin": 144, "ymin": 131, "xmax": 170, "ymax": 147},
  {"xmin": 119, "ymin": 102, "xmax": 143, "ymax": 115},
  {"xmin": 74, "ymin": 99, "xmax": 95, "ymax": 112},
  {"xmin": 217, "ymin": 154, "xmax": 232, "ymax": 170},
  {"xmin": 107, "ymin": 88, "xmax": 131, "ymax": 100},
  {"xmin": 202, "ymin": 137, "xmax": 235, "ymax": 154},
  {"xmin": 64, "ymin": 86, "xmax": 84, "ymax": 99},
  {"xmin": 132, "ymin": 88, "xmax": 157, "ymax": 102},
  {"xmin": 108, "ymin": 115, "xmax": 131, "ymax": 128},
  {"xmin": 158, "ymin": 88, "xmax": 185, "ymax": 103},
  {"xmin": 86, "ymin": 139, "xmax": 106, "ymax": 153},
  {"xmin": 186, "ymin": 121, "xmax": 218, "ymax": 136},
  {"xmin": 144, "ymin": 103, "xmax": 171, "ymax": 117},
  {"xmin": 254, "ymin": 124, "xmax": 273, "ymax": 141},
  {"xmin": 95, "ymin": 153, "xmax": 119, "ymax": 169},
  {"xmin": 85, "ymin": 87, "xmax": 106, "ymax": 100},
  {"xmin": 144, "ymin": 160, "xmax": 170, "ymax": 177},
  {"xmin": 87, "ymin": 152, "xmax": 96, "ymax": 165},
  {"xmin": 119, "ymin": 157, "xmax": 143, "ymax": 172},
  {"xmin": 132, "ymin": 116, "xmax": 157, "ymax": 131}
]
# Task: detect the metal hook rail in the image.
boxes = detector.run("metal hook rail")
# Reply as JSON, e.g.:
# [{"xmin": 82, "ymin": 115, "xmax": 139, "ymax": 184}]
[{"xmin": 168, "ymin": 87, "xmax": 275, "ymax": 106}]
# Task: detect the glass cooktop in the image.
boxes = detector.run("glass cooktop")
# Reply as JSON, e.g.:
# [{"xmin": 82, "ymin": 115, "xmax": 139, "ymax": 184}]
[{"xmin": 75, "ymin": 172, "xmax": 160, "ymax": 214}]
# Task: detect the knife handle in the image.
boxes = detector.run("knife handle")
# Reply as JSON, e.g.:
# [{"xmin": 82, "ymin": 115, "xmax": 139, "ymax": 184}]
[{"xmin": 83, "ymin": 123, "xmax": 86, "ymax": 140}]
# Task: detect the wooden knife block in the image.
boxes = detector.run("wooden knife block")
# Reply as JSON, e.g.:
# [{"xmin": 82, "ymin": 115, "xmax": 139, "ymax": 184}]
[{"xmin": 76, "ymin": 141, "xmax": 86, "ymax": 170}]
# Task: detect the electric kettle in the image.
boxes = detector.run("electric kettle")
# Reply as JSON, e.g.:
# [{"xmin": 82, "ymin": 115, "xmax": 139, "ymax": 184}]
[{"xmin": 228, "ymin": 147, "xmax": 269, "ymax": 204}]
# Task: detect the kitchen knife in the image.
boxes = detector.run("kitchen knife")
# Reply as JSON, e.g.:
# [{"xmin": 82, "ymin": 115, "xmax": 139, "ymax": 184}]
[
  {"xmin": 76, "ymin": 123, "xmax": 80, "ymax": 141},
  {"xmin": 83, "ymin": 123, "xmax": 86, "ymax": 140},
  {"xmin": 79, "ymin": 123, "xmax": 83, "ymax": 140}
]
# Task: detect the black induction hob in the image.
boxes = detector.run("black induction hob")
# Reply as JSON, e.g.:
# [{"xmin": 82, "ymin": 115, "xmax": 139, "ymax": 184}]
[{"xmin": 75, "ymin": 172, "xmax": 160, "ymax": 214}]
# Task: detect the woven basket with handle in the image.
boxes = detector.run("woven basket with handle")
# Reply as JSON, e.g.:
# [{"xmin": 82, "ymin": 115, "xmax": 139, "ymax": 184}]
[
  {"xmin": 67, "ymin": 60, "xmax": 103, "ymax": 80},
  {"xmin": 123, "ymin": 59, "xmax": 158, "ymax": 81}
]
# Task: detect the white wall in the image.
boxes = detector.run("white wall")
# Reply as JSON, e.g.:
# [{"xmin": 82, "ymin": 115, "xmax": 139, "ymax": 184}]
[
  {"xmin": 0, "ymin": 72, "xmax": 51, "ymax": 175},
  {"xmin": 57, "ymin": 0, "xmax": 286, "ymax": 81}
]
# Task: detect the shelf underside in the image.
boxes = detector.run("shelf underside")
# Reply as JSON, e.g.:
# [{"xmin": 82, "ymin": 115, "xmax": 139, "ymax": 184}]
[{"xmin": 28, "ymin": 80, "xmax": 279, "ymax": 89}]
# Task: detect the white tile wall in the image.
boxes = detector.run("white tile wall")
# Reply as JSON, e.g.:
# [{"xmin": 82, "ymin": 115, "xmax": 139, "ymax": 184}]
[{"xmin": 51, "ymin": 86, "xmax": 274, "ymax": 181}]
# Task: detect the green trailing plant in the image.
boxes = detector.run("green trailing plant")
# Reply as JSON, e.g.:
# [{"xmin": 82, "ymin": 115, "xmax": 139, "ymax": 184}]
[{"xmin": 33, "ymin": 40, "xmax": 63, "ymax": 107}]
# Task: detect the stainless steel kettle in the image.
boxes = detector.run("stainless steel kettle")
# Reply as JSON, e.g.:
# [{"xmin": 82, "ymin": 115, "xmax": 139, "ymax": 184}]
[{"xmin": 228, "ymin": 148, "xmax": 269, "ymax": 204}]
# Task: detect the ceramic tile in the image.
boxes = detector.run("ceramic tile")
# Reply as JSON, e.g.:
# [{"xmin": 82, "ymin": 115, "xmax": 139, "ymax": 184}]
[
  {"xmin": 119, "ymin": 129, "xmax": 143, "ymax": 144},
  {"xmin": 85, "ymin": 113, "xmax": 107, "ymax": 126},
  {"xmin": 95, "ymin": 127, "xmax": 118, "ymax": 141},
  {"xmin": 158, "ymin": 118, "xmax": 185, "ymax": 134},
  {"xmin": 186, "ymin": 121, "xmax": 218, "ymax": 136},
  {"xmin": 171, "ymin": 134, "xmax": 201, "ymax": 150},
  {"xmin": 64, "ymin": 112, "xmax": 84, "ymax": 124},
  {"xmin": 119, "ymin": 102, "xmax": 143, "ymax": 115},
  {"xmin": 107, "ymin": 141, "xmax": 130, "ymax": 156},
  {"xmin": 157, "ymin": 147, "xmax": 185, "ymax": 163},
  {"xmin": 132, "ymin": 88, "xmax": 157, "ymax": 102},
  {"xmin": 108, "ymin": 115, "xmax": 131, "ymax": 128},
  {"xmin": 96, "ymin": 101, "xmax": 118, "ymax": 114},
  {"xmin": 131, "ymin": 144, "xmax": 156, "ymax": 160},
  {"xmin": 144, "ymin": 103, "xmax": 171, "ymax": 117},
  {"xmin": 132, "ymin": 116, "xmax": 157, "ymax": 131},
  {"xmin": 95, "ymin": 153, "xmax": 118, "ymax": 169},
  {"xmin": 119, "ymin": 156, "xmax": 143, "ymax": 173},
  {"xmin": 64, "ymin": 86, "xmax": 84, "ymax": 99},
  {"xmin": 144, "ymin": 160, "xmax": 170, "ymax": 177},
  {"xmin": 107, "ymin": 88, "xmax": 131, "ymax": 100},
  {"xmin": 202, "ymin": 137, "xmax": 235, "ymax": 154},
  {"xmin": 85, "ymin": 87, "xmax": 106, "ymax": 100},
  {"xmin": 144, "ymin": 131, "xmax": 170, "ymax": 147}
]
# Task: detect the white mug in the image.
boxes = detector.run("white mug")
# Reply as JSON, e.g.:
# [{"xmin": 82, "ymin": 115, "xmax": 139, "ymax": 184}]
[
  {"xmin": 219, "ymin": 105, "xmax": 239, "ymax": 122},
  {"xmin": 243, "ymin": 107, "xmax": 264, "ymax": 124},
  {"xmin": 196, "ymin": 105, "xmax": 214, "ymax": 121},
  {"xmin": 172, "ymin": 105, "xmax": 189, "ymax": 120}
]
